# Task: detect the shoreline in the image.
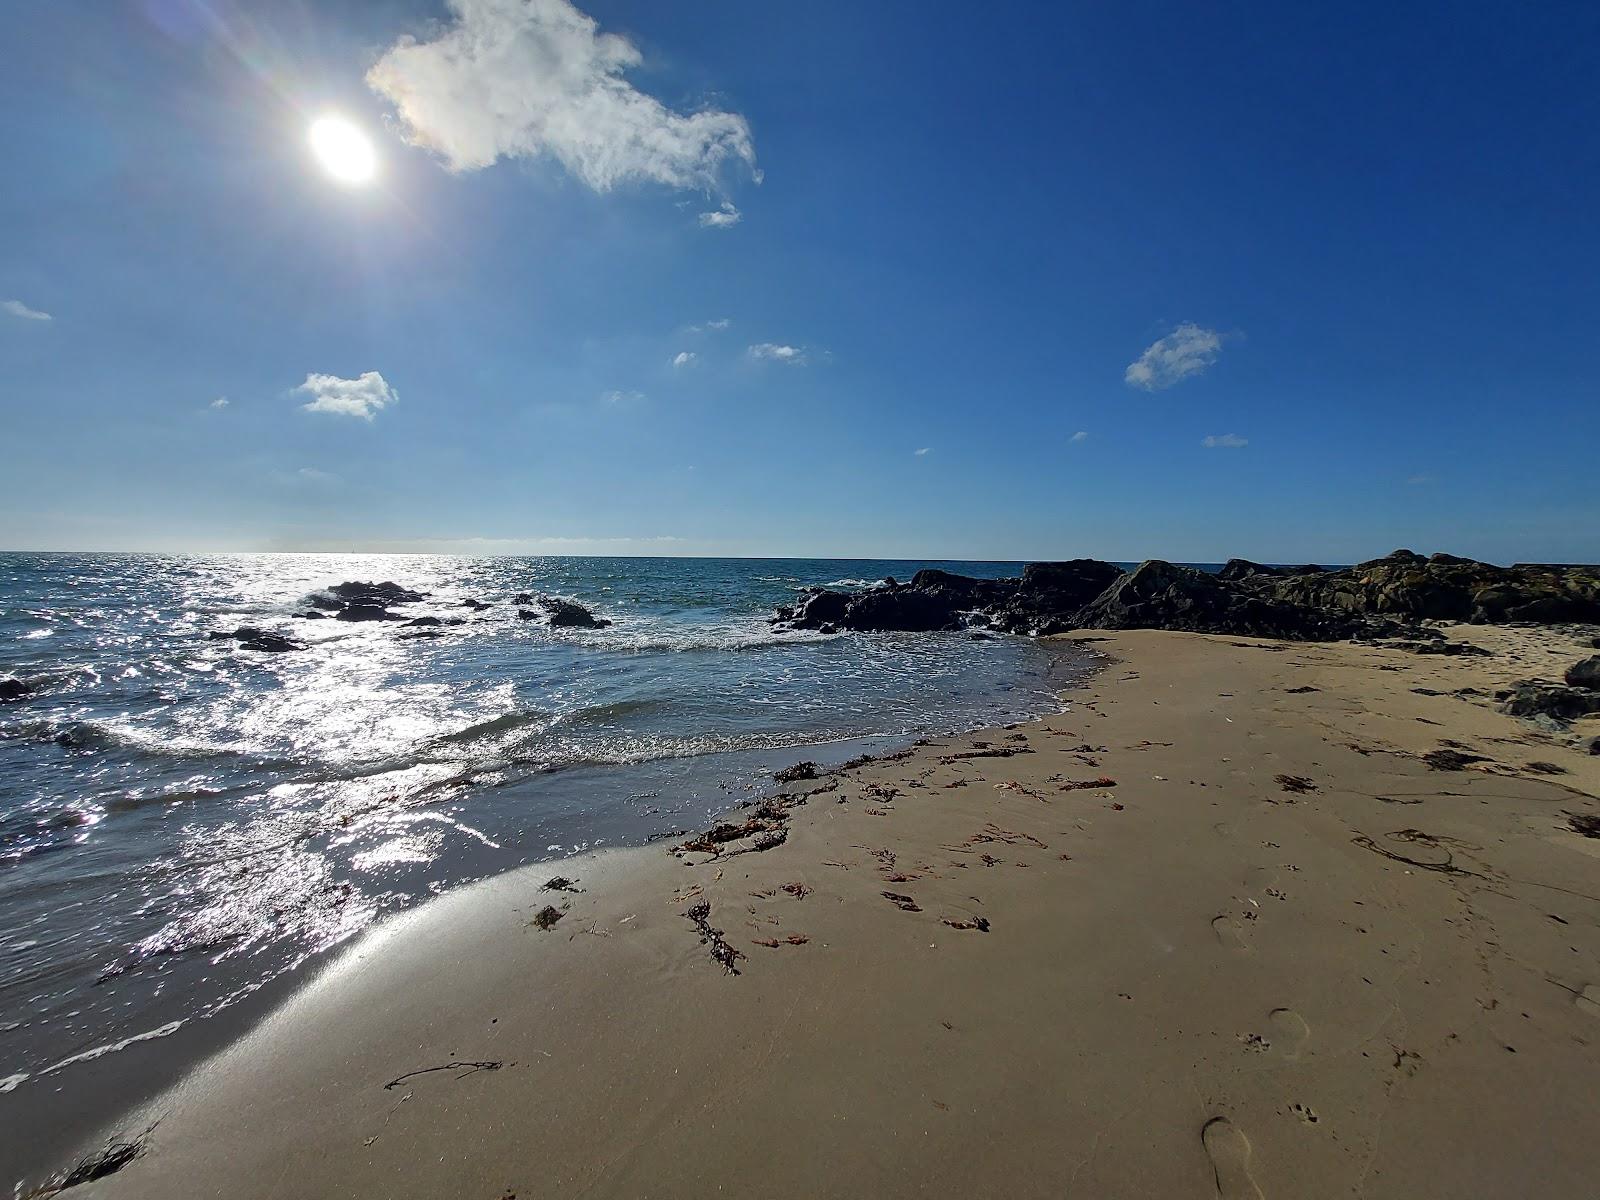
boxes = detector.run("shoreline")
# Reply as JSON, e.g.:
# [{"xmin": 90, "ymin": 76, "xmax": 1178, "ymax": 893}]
[
  {"xmin": 42, "ymin": 625, "xmax": 1600, "ymax": 1198},
  {"xmin": 1, "ymin": 633, "xmax": 1089, "ymax": 1191}
]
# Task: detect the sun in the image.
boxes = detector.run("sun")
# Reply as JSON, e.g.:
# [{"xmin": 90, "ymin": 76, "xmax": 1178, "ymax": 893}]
[{"xmin": 308, "ymin": 116, "xmax": 377, "ymax": 185}]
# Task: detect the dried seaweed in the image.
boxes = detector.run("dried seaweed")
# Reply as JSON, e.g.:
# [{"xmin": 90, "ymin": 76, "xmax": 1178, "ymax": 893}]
[
  {"xmin": 942, "ymin": 916, "xmax": 991, "ymax": 932},
  {"xmin": 1275, "ymin": 774, "xmax": 1316, "ymax": 794},
  {"xmin": 882, "ymin": 891, "xmax": 921, "ymax": 912},
  {"xmin": 529, "ymin": 905, "xmax": 565, "ymax": 930},
  {"xmin": 684, "ymin": 901, "xmax": 743, "ymax": 975},
  {"xmin": 384, "ymin": 1060, "xmax": 503, "ymax": 1090}
]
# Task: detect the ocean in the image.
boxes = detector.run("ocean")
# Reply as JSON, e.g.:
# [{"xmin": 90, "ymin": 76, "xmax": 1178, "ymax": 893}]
[{"xmin": 0, "ymin": 552, "xmax": 1090, "ymax": 1176}]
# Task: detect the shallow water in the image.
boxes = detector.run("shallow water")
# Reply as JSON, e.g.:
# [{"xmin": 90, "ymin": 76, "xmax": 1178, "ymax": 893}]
[{"xmin": 0, "ymin": 552, "xmax": 1086, "ymax": 1151}]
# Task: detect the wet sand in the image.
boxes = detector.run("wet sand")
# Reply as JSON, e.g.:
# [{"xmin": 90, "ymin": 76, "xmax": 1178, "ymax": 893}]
[{"xmin": 59, "ymin": 626, "xmax": 1600, "ymax": 1199}]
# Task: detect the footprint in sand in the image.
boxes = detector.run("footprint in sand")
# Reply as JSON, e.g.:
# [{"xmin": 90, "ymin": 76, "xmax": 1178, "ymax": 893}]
[
  {"xmin": 1202, "ymin": 1117, "xmax": 1265, "ymax": 1199},
  {"xmin": 1268, "ymin": 1008, "xmax": 1310, "ymax": 1059},
  {"xmin": 1212, "ymin": 915, "xmax": 1250, "ymax": 951}
]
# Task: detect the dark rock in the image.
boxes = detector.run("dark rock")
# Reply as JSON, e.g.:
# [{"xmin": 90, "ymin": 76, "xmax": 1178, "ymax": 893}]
[
  {"xmin": 335, "ymin": 604, "xmax": 403, "ymax": 623},
  {"xmin": 541, "ymin": 596, "xmax": 611, "ymax": 628},
  {"xmin": 1497, "ymin": 681, "xmax": 1600, "ymax": 722},
  {"xmin": 512, "ymin": 593, "xmax": 536, "ymax": 605},
  {"xmin": 330, "ymin": 580, "xmax": 426, "ymax": 605},
  {"xmin": 209, "ymin": 627, "xmax": 300, "ymax": 652},
  {"xmin": 517, "ymin": 609, "xmax": 541, "ymax": 621},
  {"xmin": 0, "ymin": 678, "xmax": 31, "ymax": 703},
  {"xmin": 1564, "ymin": 656, "xmax": 1600, "ymax": 688},
  {"xmin": 769, "ymin": 552, "xmax": 1600, "ymax": 643},
  {"xmin": 294, "ymin": 610, "xmax": 328, "ymax": 619},
  {"xmin": 1586, "ymin": 736, "xmax": 1600, "ymax": 756},
  {"xmin": 404, "ymin": 616, "xmax": 443, "ymax": 627},
  {"xmin": 461, "ymin": 598, "xmax": 491, "ymax": 610}
]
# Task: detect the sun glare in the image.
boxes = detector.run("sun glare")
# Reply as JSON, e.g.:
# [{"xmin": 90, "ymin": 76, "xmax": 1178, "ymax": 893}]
[{"xmin": 308, "ymin": 116, "xmax": 376, "ymax": 185}]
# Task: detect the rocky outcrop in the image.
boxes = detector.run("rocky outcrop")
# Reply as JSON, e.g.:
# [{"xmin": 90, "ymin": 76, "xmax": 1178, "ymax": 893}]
[
  {"xmin": 1, "ymin": 678, "xmax": 32, "ymax": 703},
  {"xmin": 304, "ymin": 581, "xmax": 427, "ymax": 622},
  {"xmin": 772, "ymin": 549, "xmax": 1600, "ymax": 643},
  {"xmin": 1497, "ymin": 681, "xmax": 1600, "ymax": 722},
  {"xmin": 542, "ymin": 597, "xmax": 611, "ymax": 628}
]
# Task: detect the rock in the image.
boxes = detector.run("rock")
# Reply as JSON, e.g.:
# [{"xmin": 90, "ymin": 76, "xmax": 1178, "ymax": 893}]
[
  {"xmin": 541, "ymin": 597, "xmax": 611, "ymax": 628},
  {"xmin": 294, "ymin": 611, "xmax": 328, "ymax": 619},
  {"xmin": 335, "ymin": 604, "xmax": 403, "ymax": 622},
  {"xmin": 461, "ymin": 598, "xmax": 491, "ymax": 610},
  {"xmin": 1586, "ymin": 736, "xmax": 1600, "ymax": 756},
  {"xmin": 209, "ymin": 627, "xmax": 300, "ymax": 652},
  {"xmin": 1497, "ymin": 681, "xmax": 1600, "ymax": 722},
  {"xmin": 769, "ymin": 552, "xmax": 1600, "ymax": 642},
  {"xmin": 1, "ymin": 678, "xmax": 31, "ymax": 703},
  {"xmin": 512, "ymin": 593, "xmax": 536, "ymax": 606},
  {"xmin": 518, "ymin": 609, "xmax": 541, "ymax": 621},
  {"xmin": 1565, "ymin": 656, "xmax": 1600, "ymax": 688},
  {"xmin": 404, "ymin": 616, "xmax": 443, "ymax": 627},
  {"xmin": 330, "ymin": 580, "xmax": 426, "ymax": 606}
]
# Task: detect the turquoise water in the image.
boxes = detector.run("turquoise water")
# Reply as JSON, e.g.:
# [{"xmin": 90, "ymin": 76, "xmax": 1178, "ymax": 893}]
[{"xmin": 0, "ymin": 553, "xmax": 1085, "ymax": 1136}]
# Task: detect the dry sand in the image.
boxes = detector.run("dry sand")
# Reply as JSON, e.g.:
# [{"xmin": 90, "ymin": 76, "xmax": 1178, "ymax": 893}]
[{"xmin": 59, "ymin": 626, "xmax": 1600, "ymax": 1199}]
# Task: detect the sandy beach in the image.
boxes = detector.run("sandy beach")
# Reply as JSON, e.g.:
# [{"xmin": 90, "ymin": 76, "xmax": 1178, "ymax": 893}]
[{"xmin": 58, "ymin": 624, "xmax": 1600, "ymax": 1199}]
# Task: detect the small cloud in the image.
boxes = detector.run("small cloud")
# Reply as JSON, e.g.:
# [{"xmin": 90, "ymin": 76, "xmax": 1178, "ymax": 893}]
[
  {"xmin": 600, "ymin": 389, "xmax": 645, "ymax": 404},
  {"xmin": 748, "ymin": 343, "xmax": 808, "ymax": 365},
  {"xmin": 1069, "ymin": 430, "xmax": 1088, "ymax": 443},
  {"xmin": 1125, "ymin": 323, "xmax": 1223, "ymax": 391},
  {"xmin": 1406, "ymin": 473, "xmax": 1436, "ymax": 486},
  {"xmin": 671, "ymin": 351, "xmax": 697, "ymax": 368},
  {"xmin": 366, "ymin": 0, "xmax": 757, "ymax": 195},
  {"xmin": 1201, "ymin": 433, "xmax": 1248, "ymax": 448},
  {"xmin": 3, "ymin": 299, "xmax": 51, "ymax": 321},
  {"xmin": 210, "ymin": 396, "xmax": 230, "ymax": 409},
  {"xmin": 685, "ymin": 317, "xmax": 732, "ymax": 334},
  {"xmin": 297, "ymin": 467, "xmax": 342, "ymax": 483},
  {"xmin": 699, "ymin": 203, "xmax": 741, "ymax": 229},
  {"xmin": 296, "ymin": 371, "xmax": 397, "ymax": 420},
  {"xmin": 705, "ymin": 318, "xmax": 731, "ymax": 331},
  {"xmin": 914, "ymin": 447, "xmax": 931, "ymax": 456}
]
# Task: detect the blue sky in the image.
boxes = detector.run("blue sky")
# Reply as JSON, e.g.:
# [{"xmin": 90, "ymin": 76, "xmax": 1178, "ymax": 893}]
[{"xmin": 2, "ymin": 0, "xmax": 1596, "ymax": 563}]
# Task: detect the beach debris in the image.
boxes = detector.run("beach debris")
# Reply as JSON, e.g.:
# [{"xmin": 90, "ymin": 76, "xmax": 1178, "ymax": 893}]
[
  {"xmin": 51, "ymin": 1129, "xmax": 150, "ymax": 1191},
  {"xmin": 1422, "ymin": 748, "xmax": 1491, "ymax": 771},
  {"xmin": 1569, "ymin": 814, "xmax": 1600, "ymax": 839},
  {"xmin": 781, "ymin": 882, "xmax": 812, "ymax": 899},
  {"xmin": 1056, "ymin": 776, "xmax": 1118, "ymax": 791},
  {"xmin": 1284, "ymin": 685, "xmax": 1320, "ymax": 693},
  {"xmin": 965, "ymin": 823, "xmax": 1046, "ymax": 849},
  {"xmin": 774, "ymin": 761, "xmax": 820, "ymax": 783},
  {"xmin": 684, "ymin": 901, "xmax": 743, "ymax": 975},
  {"xmin": 1524, "ymin": 761, "xmax": 1566, "ymax": 775},
  {"xmin": 882, "ymin": 891, "xmax": 921, "ymax": 912},
  {"xmin": 992, "ymin": 780, "xmax": 1047, "ymax": 800},
  {"xmin": 1351, "ymin": 832, "xmax": 1479, "ymax": 877},
  {"xmin": 541, "ymin": 876, "xmax": 581, "ymax": 892},
  {"xmin": 1274, "ymin": 774, "xmax": 1317, "ymax": 794},
  {"xmin": 529, "ymin": 905, "xmax": 565, "ymax": 930},
  {"xmin": 942, "ymin": 916, "xmax": 991, "ymax": 932},
  {"xmin": 383, "ymin": 1060, "xmax": 503, "ymax": 1090},
  {"xmin": 938, "ymin": 746, "xmax": 1033, "ymax": 763}
]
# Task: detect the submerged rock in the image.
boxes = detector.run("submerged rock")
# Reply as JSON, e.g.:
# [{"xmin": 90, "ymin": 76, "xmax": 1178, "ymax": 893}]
[
  {"xmin": 208, "ymin": 627, "xmax": 300, "ymax": 653},
  {"xmin": 1, "ymin": 678, "xmax": 32, "ymax": 703},
  {"xmin": 335, "ymin": 604, "xmax": 404, "ymax": 623}
]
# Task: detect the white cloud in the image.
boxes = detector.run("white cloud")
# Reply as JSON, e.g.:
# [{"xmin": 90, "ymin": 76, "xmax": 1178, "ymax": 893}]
[
  {"xmin": 3, "ymin": 299, "xmax": 51, "ymax": 321},
  {"xmin": 671, "ymin": 351, "xmax": 696, "ymax": 368},
  {"xmin": 748, "ymin": 343, "xmax": 808, "ymax": 365},
  {"xmin": 704, "ymin": 318, "xmax": 730, "ymax": 331},
  {"xmin": 1201, "ymin": 433, "xmax": 1248, "ymax": 448},
  {"xmin": 699, "ymin": 203, "xmax": 741, "ymax": 229},
  {"xmin": 367, "ymin": 0, "xmax": 758, "ymax": 196},
  {"xmin": 297, "ymin": 467, "xmax": 342, "ymax": 483},
  {"xmin": 1070, "ymin": 430, "xmax": 1088, "ymax": 443},
  {"xmin": 210, "ymin": 396, "xmax": 230, "ymax": 409},
  {"xmin": 296, "ymin": 371, "xmax": 398, "ymax": 420},
  {"xmin": 914, "ymin": 447, "xmax": 931, "ymax": 456},
  {"xmin": 1125, "ymin": 323, "xmax": 1223, "ymax": 390},
  {"xmin": 600, "ymin": 389, "xmax": 644, "ymax": 404},
  {"xmin": 686, "ymin": 317, "xmax": 731, "ymax": 333}
]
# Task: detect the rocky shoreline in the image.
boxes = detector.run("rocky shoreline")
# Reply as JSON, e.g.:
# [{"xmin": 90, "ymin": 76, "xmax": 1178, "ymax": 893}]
[{"xmin": 772, "ymin": 549, "xmax": 1600, "ymax": 640}]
